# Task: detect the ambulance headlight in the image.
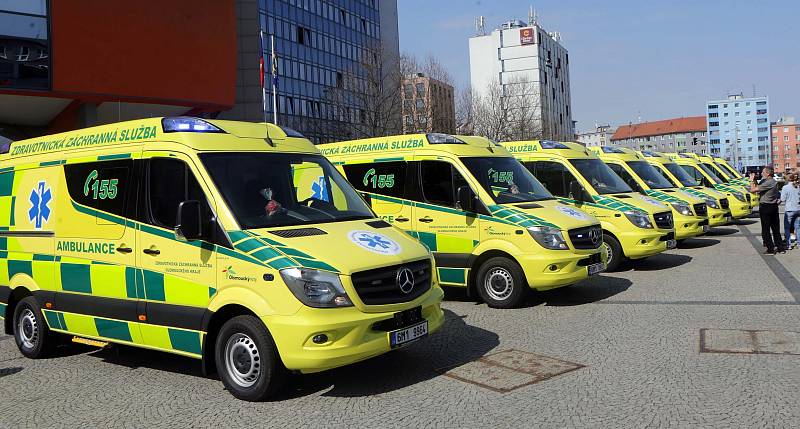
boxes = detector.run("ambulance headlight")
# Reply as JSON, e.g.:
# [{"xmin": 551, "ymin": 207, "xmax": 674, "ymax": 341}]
[
  {"xmin": 705, "ymin": 197, "xmax": 720, "ymax": 209},
  {"xmin": 731, "ymin": 191, "xmax": 747, "ymax": 202},
  {"xmin": 280, "ymin": 268, "xmax": 353, "ymax": 308},
  {"xmin": 670, "ymin": 202, "xmax": 693, "ymax": 216},
  {"xmin": 528, "ymin": 226, "xmax": 568, "ymax": 250},
  {"xmin": 624, "ymin": 210, "xmax": 653, "ymax": 229}
]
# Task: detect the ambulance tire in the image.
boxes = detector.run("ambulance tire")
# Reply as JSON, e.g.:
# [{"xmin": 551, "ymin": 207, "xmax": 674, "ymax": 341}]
[
  {"xmin": 13, "ymin": 296, "xmax": 55, "ymax": 359},
  {"xmin": 476, "ymin": 257, "xmax": 528, "ymax": 309},
  {"xmin": 602, "ymin": 235, "xmax": 624, "ymax": 272},
  {"xmin": 216, "ymin": 315, "xmax": 287, "ymax": 401}
]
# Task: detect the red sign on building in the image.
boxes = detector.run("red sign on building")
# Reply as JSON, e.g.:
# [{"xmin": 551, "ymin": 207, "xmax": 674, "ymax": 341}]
[{"xmin": 520, "ymin": 27, "xmax": 535, "ymax": 45}]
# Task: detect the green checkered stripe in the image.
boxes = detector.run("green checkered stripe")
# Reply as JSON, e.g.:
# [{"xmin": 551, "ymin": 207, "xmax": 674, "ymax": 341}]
[
  {"xmin": 42, "ymin": 309, "xmax": 202, "ymax": 356},
  {"xmin": 487, "ymin": 205, "xmax": 558, "ymax": 228},
  {"xmin": 645, "ymin": 190, "xmax": 686, "ymax": 205},
  {"xmin": 557, "ymin": 195, "xmax": 645, "ymax": 213},
  {"xmin": 0, "ymin": 249, "xmax": 215, "ymax": 305},
  {"xmin": 681, "ymin": 187, "xmax": 713, "ymax": 199},
  {"xmin": 437, "ymin": 267, "xmax": 469, "ymax": 286},
  {"xmin": 227, "ymin": 230, "xmax": 338, "ymax": 272},
  {"xmin": 366, "ymin": 192, "xmax": 558, "ymax": 229},
  {"xmin": 0, "ymin": 169, "xmax": 15, "ymax": 229},
  {"xmin": 714, "ymin": 183, "xmax": 742, "ymax": 193}
]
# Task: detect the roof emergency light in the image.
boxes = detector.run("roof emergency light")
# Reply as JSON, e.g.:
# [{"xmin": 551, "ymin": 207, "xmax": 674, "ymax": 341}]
[
  {"xmin": 162, "ymin": 117, "xmax": 225, "ymax": 133},
  {"xmin": 426, "ymin": 133, "xmax": 466, "ymax": 144},
  {"xmin": 539, "ymin": 140, "xmax": 570, "ymax": 149}
]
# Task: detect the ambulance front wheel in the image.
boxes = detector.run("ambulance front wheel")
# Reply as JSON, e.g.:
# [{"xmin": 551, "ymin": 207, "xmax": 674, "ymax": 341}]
[
  {"xmin": 13, "ymin": 296, "xmax": 56, "ymax": 359},
  {"xmin": 215, "ymin": 315, "xmax": 287, "ymax": 401},
  {"xmin": 476, "ymin": 257, "xmax": 527, "ymax": 309},
  {"xmin": 601, "ymin": 235, "xmax": 624, "ymax": 272}
]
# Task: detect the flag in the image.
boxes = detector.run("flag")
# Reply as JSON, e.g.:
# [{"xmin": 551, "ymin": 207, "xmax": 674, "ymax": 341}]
[
  {"xmin": 271, "ymin": 45, "xmax": 279, "ymax": 88},
  {"xmin": 259, "ymin": 31, "xmax": 265, "ymax": 89}
]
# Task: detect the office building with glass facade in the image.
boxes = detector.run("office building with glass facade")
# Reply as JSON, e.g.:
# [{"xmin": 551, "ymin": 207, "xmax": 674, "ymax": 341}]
[
  {"xmin": 706, "ymin": 93, "xmax": 770, "ymax": 171},
  {"xmin": 221, "ymin": 0, "xmax": 400, "ymax": 143}
]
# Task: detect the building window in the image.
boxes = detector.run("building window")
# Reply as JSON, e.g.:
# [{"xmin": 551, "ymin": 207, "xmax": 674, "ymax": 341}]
[
  {"xmin": 0, "ymin": 3, "xmax": 51, "ymax": 90},
  {"xmin": 709, "ymin": 113, "xmax": 718, "ymax": 118}
]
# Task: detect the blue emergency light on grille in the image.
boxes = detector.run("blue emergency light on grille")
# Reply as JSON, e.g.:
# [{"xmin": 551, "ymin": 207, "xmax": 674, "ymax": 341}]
[{"xmin": 162, "ymin": 117, "xmax": 225, "ymax": 133}]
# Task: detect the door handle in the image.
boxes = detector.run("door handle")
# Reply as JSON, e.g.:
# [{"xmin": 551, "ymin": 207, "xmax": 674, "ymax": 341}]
[
  {"xmin": 395, "ymin": 216, "xmax": 409, "ymax": 223},
  {"xmin": 418, "ymin": 216, "xmax": 434, "ymax": 223},
  {"xmin": 116, "ymin": 246, "xmax": 133, "ymax": 254},
  {"xmin": 143, "ymin": 248, "xmax": 160, "ymax": 256}
]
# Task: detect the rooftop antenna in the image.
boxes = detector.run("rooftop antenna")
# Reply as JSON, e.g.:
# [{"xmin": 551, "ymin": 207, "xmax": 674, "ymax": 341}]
[
  {"xmin": 475, "ymin": 16, "xmax": 485, "ymax": 36},
  {"xmin": 752, "ymin": 84, "xmax": 756, "ymax": 97}
]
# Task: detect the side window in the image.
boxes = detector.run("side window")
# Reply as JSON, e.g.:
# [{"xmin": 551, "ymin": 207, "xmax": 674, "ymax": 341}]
[
  {"xmin": 64, "ymin": 159, "xmax": 132, "ymax": 217},
  {"xmin": 528, "ymin": 161, "xmax": 571, "ymax": 197},
  {"xmin": 681, "ymin": 165, "xmax": 703, "ymax": 182},
  {"xmin": 342, "ymin": 162, "xmax": 407, "ymax": 198},
  {"xmin": 654, "ymin": 165, "xmax": 679, "ymax": 187},
  {"xmin": 419, "ymin": 160, "xmax": 467, "ymax": 208},
  {"xmin": 147, "ymin": 158, "xmax": 211, "ymax": 229}
]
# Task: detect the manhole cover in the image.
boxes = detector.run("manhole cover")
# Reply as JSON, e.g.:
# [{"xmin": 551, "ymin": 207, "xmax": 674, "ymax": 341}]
[
  {"xmin": 441, "ymin": 349, "xmax": 584, "ymax": 393},
  {"xmin": 700, "ymin": 329, "xmax": 800, "ymax": 355}
]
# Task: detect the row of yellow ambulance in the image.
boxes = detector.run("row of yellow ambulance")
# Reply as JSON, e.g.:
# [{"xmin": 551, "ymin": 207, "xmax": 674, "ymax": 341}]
[{"xmin": 0, "ymin": 117, "xmax": 754, "ymax": 401}]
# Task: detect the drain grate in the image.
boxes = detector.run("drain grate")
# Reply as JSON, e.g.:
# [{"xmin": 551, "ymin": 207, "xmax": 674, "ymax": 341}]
[
  {"xmin": 441, "ymin": 349, "xmax": 584, "ymax": 393},
  {"xmin": 699, "ymin": 329, "xmax": 800, "ymax": 355}
]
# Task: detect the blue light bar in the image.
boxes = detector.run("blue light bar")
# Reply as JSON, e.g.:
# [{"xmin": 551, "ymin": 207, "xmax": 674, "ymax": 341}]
[
  {"xmin": 426, "ymin": 133, "xmax": 466, "ymax": 144},
  {"xmin": 279, "ymin": 125, "xmax": 305, "ymax": 138},
  {"xmin": 600, "ymin": 146, "xmax": 625, "ymax": 154},
  {"xmin": 539, "ymin": 140, "xmax": 570, "ymax": 149},
  {"xmin": 162, "ymin": 117, "xmax": 225, "ymax": 133},
  {"xmin": 640, "ymin": 150, "xmax": 659, "ymax": 157}
]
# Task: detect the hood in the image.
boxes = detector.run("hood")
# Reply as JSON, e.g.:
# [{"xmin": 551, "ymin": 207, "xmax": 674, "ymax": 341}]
[
  {"xmin": 487, "ymin": 199, "xmax": 599, "ymax": 231},
  {"xmin": 232, "ymin": 219, "xmax": 431, "ymax": 276},
  {"xmin": 645, "ymin": 188, "xmax": 704, "ymax": 205},
  {"xmin": 633, "ymin": 193, "xmax": 672, "ymax": 212},
  {"xmin": 681, "ymin": 187, "xmax": 725, "ymax": 201},
  {"xmin": 589, "ymin": 192, "xmax": 666, "ymax": 214}
]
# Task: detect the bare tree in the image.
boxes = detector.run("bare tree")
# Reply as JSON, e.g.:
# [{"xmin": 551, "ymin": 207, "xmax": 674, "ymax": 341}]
[
  {"xmin": 470, "ymin": 76, "xmax": 543, "ymax": 142},
  {"xmin": 455, "ymin": 85, "xmax": 474, "ymax": 135},
  {"xmin": 308, "ymin": 42, "xmax": 403, "ymax": 141}
]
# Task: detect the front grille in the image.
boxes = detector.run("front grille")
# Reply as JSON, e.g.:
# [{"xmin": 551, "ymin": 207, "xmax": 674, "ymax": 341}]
[
  {"xmin": 568, "ymin": 225, "xmax": 603, "ymax": 249},
  {"xmin": 269, "ymin": 227, "xmax": 327, "ymax": 238},
  {"xmin": 351, "ymin": 259, "xmax": 431, "ymax": 305},
  {"xmin": 660, "ymin": 231, "xmax": 675, "ymax": 241},
  {"xmin": 720, "ymin": 198, "xmax": 729, "ymax": 209},
  {"xmin": 699, "ymin": 219, "xmax": 709, "ymax": 226},
  {"xmin": 654, "ymin": 211, "xmax": 674, "ymax": 229},
  {"xmin": 693, "ymin": 203, "xmax": 708, "ymax": 217},
  {"xmin": 577, "ymin": 252, "xmax": 602, "ymax": 266},
  {"xmin": 746, "ymin": 193, "xmax": 752, "ymax": 202}
]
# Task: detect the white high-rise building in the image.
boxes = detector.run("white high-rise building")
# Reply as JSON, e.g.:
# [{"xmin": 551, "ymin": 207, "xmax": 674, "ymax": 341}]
[{"xmin": 469, "ymin": 17, "xmax": 573, "ymax": 141}]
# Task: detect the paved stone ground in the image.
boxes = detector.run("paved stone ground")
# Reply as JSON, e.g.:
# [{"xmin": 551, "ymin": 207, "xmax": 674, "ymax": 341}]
[{"xmin": 2, "ymin": 215, "xmax": 799, "ymax": 428}]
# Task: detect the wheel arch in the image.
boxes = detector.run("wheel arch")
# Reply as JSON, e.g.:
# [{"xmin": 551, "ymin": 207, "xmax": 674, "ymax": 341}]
[
  {"xmin": 466, "ymin": 249, "xmax": 523, "ymax": 297},
  {"xmin": 4, "ymin": 286, "xmax": 33, "ymax": 335},
  {"xmin": 200, "ymin": 303, "xmax": 260, "ymax": 376}
]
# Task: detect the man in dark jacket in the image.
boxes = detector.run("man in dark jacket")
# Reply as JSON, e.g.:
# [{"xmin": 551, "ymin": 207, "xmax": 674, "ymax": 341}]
[{"xmin": 751, "ymin": 166, "xmax": 784, "ymax": 254}]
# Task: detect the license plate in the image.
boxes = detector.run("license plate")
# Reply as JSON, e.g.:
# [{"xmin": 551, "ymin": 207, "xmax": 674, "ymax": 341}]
[
  {"xmin": 390, "ymin": 321, "xmax": 428, "ymax": 348},
  {"xmin": 702, "ymin": 225, "xmax": 710, "ymax": 232},
  {"xmin": 588, "ymin": 262, "xmax": 605, "ymax": 276},
  {"xmin": 667, "ymin": 239, "xmax": 677, "ymax": 249}
]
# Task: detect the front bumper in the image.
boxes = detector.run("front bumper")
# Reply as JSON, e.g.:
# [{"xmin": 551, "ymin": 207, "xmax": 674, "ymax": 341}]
[
  {"xmin": 616, "ymin": 227, "xmax": 670, "ymax": 260},
  {"xmin": 707, "ymin": 207, "xmax": 730, "ymax": 227},
  {"xmin": 673, "ymin": 214, "xmax": 707, "ymax": 240},
  {"xmin": 265, "ymin": 287, "xmax": 445, "ymax": 373},
  {"xmin": 728, "ymin": 198, "xmax": 751, "ymax": 219},
  {"xmin": 518, "ymin": 248, "xmax": 604, "ymax": 291}
]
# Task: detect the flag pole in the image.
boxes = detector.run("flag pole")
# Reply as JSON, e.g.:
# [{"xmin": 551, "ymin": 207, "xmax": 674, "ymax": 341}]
[
  {"xmin": 271, "ymin": 33, "xmax": 278, "ymax": 125},
  {"xmin": 259, "ymin": 29, "xmax": 273, "ymax": 145}
]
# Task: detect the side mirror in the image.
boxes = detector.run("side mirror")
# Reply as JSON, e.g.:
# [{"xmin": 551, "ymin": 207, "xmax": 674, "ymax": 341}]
[
  {"xmin": 569, "ymin": 180, "xmax": 588, "ymax": 202},
  {"xmin": 359, "ymin": 191, "xmax": 372, "ymax": 207},
  {"xmin": 457, "ymin": 185, "xmax": 476, "ymax": 212},
  {"xmin": 175, "ymin": 200, "xmax": 203, "ymax": 242}
]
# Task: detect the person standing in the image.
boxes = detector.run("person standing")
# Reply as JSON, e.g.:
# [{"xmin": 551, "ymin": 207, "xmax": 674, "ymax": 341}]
[
  {"xmin": 781, "ymin": 173, "xmax": 800, "ymax": 249},
  {"xmin": 751, "ymin": 166, "xmax": 784, "ymax": 254}
]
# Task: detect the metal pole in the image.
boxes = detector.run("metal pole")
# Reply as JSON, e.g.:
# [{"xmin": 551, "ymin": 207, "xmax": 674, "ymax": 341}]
[
  {"xmin": 734, "ymin": 126, "xmax": 739, "ymax": 172},
  {"xmin": 271, "ymin": 34, "xmax": 278, "ymax": 125}
]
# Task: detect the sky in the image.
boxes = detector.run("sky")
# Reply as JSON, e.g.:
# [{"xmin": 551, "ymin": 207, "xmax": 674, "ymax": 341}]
[{"xmin": 397, "ymin": 0, "xmax": 800, "ymax": 132}]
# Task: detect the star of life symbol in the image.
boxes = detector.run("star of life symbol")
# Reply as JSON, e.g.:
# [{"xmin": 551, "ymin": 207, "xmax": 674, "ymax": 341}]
[
  {"xmin": 557, "ymin": 205, "xmax": 588, "ymax": 220},
  {"xmin": 348, "ymin": 230, "xmax": 401, "ymax": 255},
  {"xmin": 28, "ymin": 181, "xmax": 52, "ymax": 229},
  {"xmin": 311, "ymin": 176, "xmax": 329, "ymax": 202}
]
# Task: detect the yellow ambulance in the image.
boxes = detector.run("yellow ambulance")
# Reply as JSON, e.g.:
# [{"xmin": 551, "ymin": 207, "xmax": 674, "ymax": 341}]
[
  {"xmin": 502, "ymin": 140, "xmax": 675, "ymax": 271},
  {"xmin": 587, "ymin": 146, "xmax": 709, "ymax": 241},
  {"xmin": 664, "ymin": 153, "xmax": 751, "ymax": 219},
  {"xmin": 319, "ymin": 133, "xmax": 605, "ymax": 309},
  {"xmin": 636, "ymin": 150, "xmax": 732, "ymax": 227},
  {"xmin": 0, "ymin": 117, "xmax": 444, "ymax": 401},
  {"xmin": 702, "ymin": 155, "xmax": 757, "ymax": 209}
]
